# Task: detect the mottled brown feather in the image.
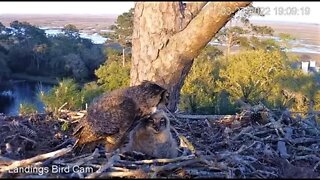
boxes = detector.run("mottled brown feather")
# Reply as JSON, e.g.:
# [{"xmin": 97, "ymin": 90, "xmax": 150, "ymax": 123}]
[{"xmin": 73, "ymin": 81, "xmax": 169, "ymax": 154}]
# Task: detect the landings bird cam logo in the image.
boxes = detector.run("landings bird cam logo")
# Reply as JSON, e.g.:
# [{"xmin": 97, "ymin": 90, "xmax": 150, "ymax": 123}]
[{"xmin": 8, "ymin": 165, "xmax": 94, "ymax": 176}]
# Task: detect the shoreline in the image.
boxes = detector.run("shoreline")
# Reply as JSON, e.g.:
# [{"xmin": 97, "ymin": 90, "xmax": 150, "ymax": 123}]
[{"xmin": 9, "ymin": 73, "xmax": 59, "ymax": 85}]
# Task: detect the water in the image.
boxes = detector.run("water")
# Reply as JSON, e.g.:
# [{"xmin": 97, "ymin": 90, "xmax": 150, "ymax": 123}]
[
  {"xmin": 209, "ymin": 35, "xmax": 320, "ymax": 54},
  {"xmin": 40, "ymin": 27, "xmax": 108, "ymax": 44},
  {"xmin": 0, "ymin": 81, "xmax": 53, "ymax": 115}
]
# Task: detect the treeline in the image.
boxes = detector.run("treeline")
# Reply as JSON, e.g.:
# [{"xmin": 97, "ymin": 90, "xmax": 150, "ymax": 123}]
[
  {"xmin": 180, "ymin": 47, "xmax": 320, "ymax": 115},
  {"xmin": 0, "ymin": 21, "xmax": 105, "ymax": 82},
  {"xmin": 14, "ymin": 8, "xmax": 320, "ymax": 119}
]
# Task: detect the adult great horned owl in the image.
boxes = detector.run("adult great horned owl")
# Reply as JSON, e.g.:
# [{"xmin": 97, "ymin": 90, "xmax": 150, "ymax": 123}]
[
  {"xmin": 73, "ymin": 81, "xmax": 169, "ymax": 153},
  {"xmin": 125, "ymin": 110, "xmax": 178, "ymax": 158}
]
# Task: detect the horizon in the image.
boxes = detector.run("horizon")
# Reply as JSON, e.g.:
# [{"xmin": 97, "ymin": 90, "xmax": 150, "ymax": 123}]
[{"xmin": 0, "ymin": 2, "xmax": 319, "ymax": 25}]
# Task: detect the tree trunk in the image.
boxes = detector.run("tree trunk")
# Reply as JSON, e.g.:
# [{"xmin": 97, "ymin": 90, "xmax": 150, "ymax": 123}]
[
  {"xmin": 130, "ymin": 2, "xmax": 251, "ymax": 111},
  {"xmin": 226, "ymin": 33, "xmax": 233, "ymax": 58},
  {"xmin": 122, "ymin": 47, "xmax": 125, "ymax": 67}
]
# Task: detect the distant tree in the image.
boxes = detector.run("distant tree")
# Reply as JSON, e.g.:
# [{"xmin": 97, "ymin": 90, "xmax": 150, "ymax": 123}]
[
  {"xmin": 106, "ymin": 8, "xmax": 134, "ymax": 66},
  {"xmin": 179, "ymin": 45, "xmax": 222, "ymax": 114},
  {"xmin": 278, "ymin": 70, "xmax": 320, "ymax": 113},
  {"xmin": 7, "ymin": 44, "xmax": 33, "ymax": 73},
  {"xmin": 0, "ymin": 55, "xmax": 11, "ymax": 78},
  {"xmin": 215, "ymin": 6, "xmax": 275, "ymax": 57},
  {"xmin": 95, "ymin": 49, "xmax": 130, "ymax": 91},
  {"xmin": 314, "ymin": 91, "xmax": 320, "ymax": 115},
  {"xmin": 62, "ymin": 24, "xmax": 80, "ymax": 39},
  {"xmin": 217, "ymin": 50, "xmax": 286, "ymax": 104},
  {"xmin": 242, "ymin": 25, "xmax": 277, "ymax": 51},
  {"xmin": 0, "ymin": 22, "xmax": 9, "ymax": 41},
  {"xmin": 250, "ymin": 24, "xmax": 274, "ymax": 36},
  {"xmin": 216, "ymin": 25, "xmax": 248, "ymax": 58},
  {"xmin": 63, "ymin": 53, "xmax": 89, "ymax": 81},
  {"xmin": 80, "ymin": 45, "xmax": 105, "ymax": 76},
  {"xmin": 278, "ymin": 33, "xmax": 295, "ymax": 51},
  {"xmin": 10, "ymin": 21, "xmax": 47, "ymax": 43},
  {"xmin": 0, "ymin": 22, "xmax": 5, "ymax": 31},
  {"xmin": 32, "ymin": 43, "xmax": 48, "ymax": 70}
]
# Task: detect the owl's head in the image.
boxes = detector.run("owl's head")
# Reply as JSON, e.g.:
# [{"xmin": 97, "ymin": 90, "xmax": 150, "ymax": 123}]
[
  {"xmin": 138, "ymin": 81, "xmax": 170, "ymax": 112},
  {"xmin": 143, "ymin": 110, "xmax": 169, "ymax": 133}
]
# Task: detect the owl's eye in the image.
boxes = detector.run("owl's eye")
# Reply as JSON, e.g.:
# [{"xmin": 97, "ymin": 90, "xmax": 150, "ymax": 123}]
[{"xmin": 160, "ymin": 118, "xmax": 166, "ymax": 126}]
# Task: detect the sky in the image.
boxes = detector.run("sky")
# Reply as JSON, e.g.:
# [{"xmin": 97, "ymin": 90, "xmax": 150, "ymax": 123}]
[{"xmin": 0, "ymin": 1, "xmax": 319, "ymax": 24}]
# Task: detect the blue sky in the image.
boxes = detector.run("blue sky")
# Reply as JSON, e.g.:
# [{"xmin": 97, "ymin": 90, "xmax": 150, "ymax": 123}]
[{"xmin": 0, "ymin": 2, "xmax": 319, "ymax": 24}]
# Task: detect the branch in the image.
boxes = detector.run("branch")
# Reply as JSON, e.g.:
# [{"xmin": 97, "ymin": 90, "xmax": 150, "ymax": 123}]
[
  {"xmin": 170, "ymin": 1, "xmax": 251, "ymax": 59},
  {"xmin": 173, "ymin": 114, "xmax": 235, "ymax": 120},
  {"xmin": 116, "ymin": 154, "xmax": 195, "ymax": 165},
  {"xmin": 187, "ymin": 2, "xmax": 207, "ymax": 14},
  {"xmin": 86, "ymin": 151, "xmax": 120, "ymax": 179},
  {"xmin": 151, "ymin": 158, "xmax": 201, "ymax": 177},
  {"xmin": 0, "ymin": 147, "xmax": 72, "ymax": 173}
]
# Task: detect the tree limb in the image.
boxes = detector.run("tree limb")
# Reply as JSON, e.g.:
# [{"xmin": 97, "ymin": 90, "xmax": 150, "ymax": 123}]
[
  {"xmin": 180, "ymin": 2, "xmax": 208, "ymax": 30},
  {"xmin": 186, "ymin": 2, "xmax": 207, "ymax": 16},
  {"xmin": 170, "ymin": 1, "xmax": 251, "ymax": 59},
  {"xmin": 0, "ymin": 147, "xmax": 72, "ymax": 173}
]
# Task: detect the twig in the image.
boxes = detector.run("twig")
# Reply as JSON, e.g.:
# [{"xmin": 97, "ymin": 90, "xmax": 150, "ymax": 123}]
[
  {"xmin": 58, "ymin": 102, "xmax": 68, "ymax": 112},
  {"xmin": 57, "ymin": 118, "xmax": 69, "ymax": 123},
  {"xmin": 170, "ymin": 126, "xmax": 195, "ymax": 153},
  {"xmin": 174, "ymin": 114, "xmax": 234, "ymax": 120},
  {"xmin": 0, "ymin": 146, "xmax": 73, "ymax": 173},
  {"xmin": 232, "ymin": 126, "xmax": 253, "ymax": 140},
  {"xmin": 277, "ymin": 140, "xmax": 289, "ymax": 159},
  {"xmin": 53, "ymin": 138, "xmax": 75, "ymax": 150},
  {"xmin": 313, "ymin": 160, "xmax": 320, "ymax": 171},
  {"xmin": 150, "ymin": 158, "xmax": 202, "ymax": 177},
  {"xmin": 164, "ymin": 108, "xmax": 182, "ymax": 126},
  {"xmin": 65, "ymin": 148, "xmax": 100, "ymax": 167},
  {"xmin": 292, "ymin": 154, "xmax": 320, "ymax": 162},
  {"xmin": 116, "ymin": 154, "xmax": 195, "ymax": 165},
  {"xmin": 101, "ymin": 169, "xmax": 148, "ymax": 178},
  {"xmin": 19, "ymin": 135, "xmax": 37, "ymax": 145},
  {"xmin": 85, "ymin": 151, "xmax": 120, "ymax": 179},
  {"xmin": 184, "ymin": 168, "xmax": 220, "ymax": 177},
  {"xmin": 291, "ymin": 137, "xmax": 320, "ymax": 145},
  {"xmin": 0, "ymin": 156, "xmax": 14, "ymax": 165}
]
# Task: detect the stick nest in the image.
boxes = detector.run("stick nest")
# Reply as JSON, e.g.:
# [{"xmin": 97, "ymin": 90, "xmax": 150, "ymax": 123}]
[{"xmin": 0, "ymin": 105, "xmax": 319, "ymax": 178}]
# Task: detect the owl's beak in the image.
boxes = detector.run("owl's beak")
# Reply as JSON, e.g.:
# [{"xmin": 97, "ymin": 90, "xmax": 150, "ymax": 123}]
[
  {"xmin": 153, "ymin": 126, "xmax": 160, "ymax": 133},
  {"xmin": 154, "ymin": 127, "xmax": 160, "ymax": 132}
]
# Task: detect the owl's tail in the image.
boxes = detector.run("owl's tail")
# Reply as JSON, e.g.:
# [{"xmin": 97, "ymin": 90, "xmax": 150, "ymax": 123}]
[{"xmin": 72, "ymin": 116, "xmax": 101, "ymax": 154}]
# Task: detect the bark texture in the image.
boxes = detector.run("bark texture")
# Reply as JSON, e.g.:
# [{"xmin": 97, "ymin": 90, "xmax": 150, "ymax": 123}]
[{"xmin": 130, "ymin": 2, "xmax": 251, "ymax": 111}]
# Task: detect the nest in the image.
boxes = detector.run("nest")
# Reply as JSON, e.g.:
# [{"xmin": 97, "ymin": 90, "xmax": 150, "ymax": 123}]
[{"xmin": 0, "ymin": 105, "xmax": 319, "ymax": 178}]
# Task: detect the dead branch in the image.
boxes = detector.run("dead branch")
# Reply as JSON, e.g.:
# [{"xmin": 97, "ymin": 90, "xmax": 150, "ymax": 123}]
[
  {"xmin": 101, "ymin": 169, "xmax": 148, "ymax": 178},
  {"xmin": 1, "ymin": 103, "xmax": 319, "ymax": 178},
  {"xmin": 0, "ymin": 146, "xmax": 72, "ymax": 173},
  {"xmin": 18, "ymin": 135, "xmax": 37, "ymax": 145},
  {"xmin": 292, "ymin": 154, "xmax": 320, "ymax": 162},
  {"xmin": 117, "ymin": 154, "xmax": 196, "ymax": 165},
  {"xmin": 85, "ymin": 151, "xmax": 120, "ymax": 179},
  {"xmin": 58, "ymin": 102, "xmax": 68, "ymax": 112},
  {"xmin": 0, "ymin": 156, "xmax": 14, "ymax": 166},
  {"xmin": 174, "ymin": 114, "xmax": 236, "ymax": 121},
  {"xmin": 150, "ymin": 158, "xmax": 202, "ymax": 177}
]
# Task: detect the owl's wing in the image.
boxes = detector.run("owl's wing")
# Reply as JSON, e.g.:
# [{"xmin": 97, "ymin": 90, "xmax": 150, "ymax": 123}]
[{"xmin": 86, "ymin": 94, "xmax": 138, "ymax": 136}]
